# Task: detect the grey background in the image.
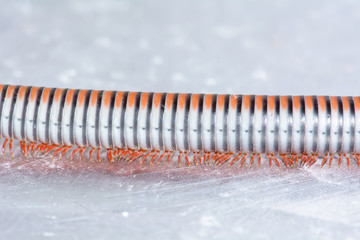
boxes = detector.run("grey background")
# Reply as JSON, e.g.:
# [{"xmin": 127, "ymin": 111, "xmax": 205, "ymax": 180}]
[{"xmin": 1, "ymin": 0, "xmax": 360, "ymax": 239}]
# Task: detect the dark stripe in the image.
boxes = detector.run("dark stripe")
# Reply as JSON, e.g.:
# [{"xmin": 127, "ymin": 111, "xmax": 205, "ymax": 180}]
[
  {"xmin": 69, "ymin": 90, "xmax": 80, "ymax": 145},
  {"xmin": 325, "ymin": 96, "xmax": 331, "ymax": 153},
  {"xmin": 274, "ymin": 96, "xmax": 280, "ymax": 153},
  {"xmin": 235, "ymin": 95, "xmax": 242, "ymax": 152},
  {"xmin": 170, "ymin": 93, "xmax": 179, "ymax": 150},
  {"xmin": 223, "ymin": 95, "xmax": 230, "ymax": 152},
  {"xmin": 9, "ymin": 86, "xmax": 20, "ymax": 138},
  {"xmin": 82, "ymin": 90, "xmax": 91, "ymax": 146},
  {"xmin": 120, "ymin": 92, "xmax": 128, "ymax": 148},
  {"xmin": 132, "ymin": 92, "xmax": 141, "ymax": 148},
  {"xmin": 33, "ymin": 87, "xmax": 44, "ymax": 142},
  {"xmin": 348, "ymin": 97, "xmax": 355, "ymax": 153},
  {"xmin": 210, "ymin": 95, "xmax": 217, "ymax": 151},
  {"xmin": 299, "ymin": 96, "xmax": 306, "ymax": 153},
  {"xmin": 145, "ymin": 92, "xmax": 154, "ymax": 149},
  {"xmin": 94, "ymin": 91, "xmax": 104, "ymax": 147},
  {"xmin": 312, "ymin": 96, "xmax": 319, "ymax": 153},
  {"xmin": 183, "ymin": 94, "xmax": 191, "ymax": 150},
  {"xmin": 260, "ymin": 95, "xmax": 267, "ymax": 153},
  {"xmin": 0, "ymin": 85, "xmax": 9, "ymax": 137},
  {"xmin": 20, "ymin": 87, "xmax": 31, "ymax": 140},
  {"xmin": 44, "ymin": 88, "xmax": 56, "ymax": 143},
  {"xmin": 337, "ymin": 97, "xmax": 343, "ymax": 153},
  {"xmin": 197, "ymin": 94, "xmax": 204, "ymax": 150},
  {"xmin": 107, "ymin": 91, "xmax": 116, "ymax": 148},
  {"xmin": 249, "ymin": 95, "xmax": 255, "ymax": 152},
  {"xmin": 58, "ymin": 89, "xmax": 68, "ymax": 144},
  {"xmin": 287, "ymin": 96, "xmax": 293, "ymax": 153},
  {"xmin": 158, "ymin": 93, "xmax": 166, "ymax": 150}
]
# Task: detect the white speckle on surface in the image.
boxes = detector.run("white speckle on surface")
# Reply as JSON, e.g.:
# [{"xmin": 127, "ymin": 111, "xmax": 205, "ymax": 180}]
[
  {"xmin": 122, "ymin": 211, "xmax": 129, "ymax": 218},
  {"xmin": 345, "ymin": 65, "xmax": 353, "ymax": 73},
  {"xmin": 199, "ymin": 215, "xmax": 220, "ymax": 227},
  {"xmin": 252, "ymin": 67, "xmax": 268, "ymax": 81},
  {"xmin": 95, "ymin": 36, "xmax": 112, "ymax": 47},
  {"xmin": 43, "ymin": 232, "xmax": 55, "ymax": 237},
  {"xmin": 58, "ymin": 69, "xmax": 77, "ymax": 84},
  {"xmin": 12, "ymin": 70, "xmax": 23, "ymax": 78},
  {"xmin": 151, "ymin": 56, "xmax": 164, "ymax": 65},
  {"xmin": 138, "ymin": 39, "xmax": 149, "ymax": 49},
  {"xmin": 213, "ymin": 25, "xmax": 237, "ymax": 39},
  {"xmin": 111, "ymin": 71, "xmax": 124, "ymax": 80},
  {"xmin": 172, "ymin": 72, "xmax": 186, "ymax": 83},
  {"xmin": 205, "ymin": 77, "xmax": 216, "ymax": 86}
]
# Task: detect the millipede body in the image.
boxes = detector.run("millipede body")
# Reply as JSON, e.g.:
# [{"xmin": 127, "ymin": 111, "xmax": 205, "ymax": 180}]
[{"xmin": 0, "ymin": 84, "xmax": 359, "ymax": 168}]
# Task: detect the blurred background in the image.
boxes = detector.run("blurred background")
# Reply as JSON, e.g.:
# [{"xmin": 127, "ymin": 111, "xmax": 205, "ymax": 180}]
[{"xmin": 1, "ymin": 0, "xmax": 360, "ymax": 239}]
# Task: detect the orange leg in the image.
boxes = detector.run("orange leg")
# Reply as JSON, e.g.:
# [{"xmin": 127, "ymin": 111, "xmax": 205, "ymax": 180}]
[
  {"xmin": 2, "ymin": 139, "xmax": 8, "ymax": 155},
  {"xmin": 267, "ymin": 154, "xmax": 272, "ymax": 168},
  {"xmin": 192, "ymin": 152, "xmax": 198, "ymax": 166},
  {"xmin": 96, "ymin": 148, "xmax": 101, "ymax": 162},
  {"xmin": 157, "ymin": 151, "xmax": 166, "ymax": 165},
  {"xmin": 338, "ymin": 154, "xmax": 342, "ymax": 167},
  {"xmin": 321, "ymin": 154, "xmax": 328, "ymax": 168},
  {"xmin": 227, "ymin": 153, "xmax": 242, "ymax": 167},
  {"xmin": 271, "ymin": 154, "xmax": 281, "ymax": 168},
  {"xmin": 249, "ymin": 153, "xmax": 256, "ymax": 168},
  {"xmin": 167, "ymin": 151, "xmax": 173, "ymax": 166},
  {"xmin": 71, "ymin": 147, "xmax": 80, "ymax": 160},
  {"xmin": 150, "ymin": 151, "xmax": 159, "ymax": 165},
  {"xmin": 328, "ymin": 154, "xmax": 333, "ymax": 167},
  {"xmin": 238, "ymin": 153, "xmax": 247, "ymax": 168},
  {"xmin": 106, "ymin": 149, "xmax": 114, "ymax": 163},
  {"xmin": 184, "ymin": 152, "xmax": 190, "ymax": 167}
]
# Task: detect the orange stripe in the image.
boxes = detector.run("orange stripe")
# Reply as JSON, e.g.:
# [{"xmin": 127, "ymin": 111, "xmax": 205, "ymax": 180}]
[
  {"xmin": 255, "ymin": 95, "xmax": 262, "ymax": 111},
  {"xmin": 54, "ymin": 89, "xmax": 63, "ymax": 102},
  {"xmin": 29, "ymin": 87, "xmax": 38, "ymax": 102},
  {"xmin": 217, "ymin": 95, "xmax": 225, "ymax": 110},
  {"xmin": 115, "ymin": 92, "xmax": 124, "ymax": 108},
  {"xmin": 153, "ymin": 93, "xmax": 162, "ymax": 108},
  {"xmin": 103, "ymin": 91, "xmax": 112, "ymax": 107},
  {"xmin": 0, "ymin": 85, "xmax": 3, "ymax": 93},
  {"xmin": 318, "ymin": 96, "xmax": 326, "ymax": 112},
  {"xmin": 280, "ymin": 96, "xmax": 287, "ymax": 109},
  {"xmin": 140, "ymin": 92, "xmax": 149, "ymax": 110},
  {"xmin": 293, "ymin": 96, "xmax": 300, "ymax": 110},
  {"xmin": 65, "ymin": 89, "xmax": 75, "ymax": 106},
  {"xmin": 41, "ymin": 88, "xmax": 50, "ymax": 103},
  {"xmin": 243, "ymin": 95, "xmax": 250, "ymax": 110},
  {"xmin": 305, "ymin": 96, "xmax": 313, "ymax": 109},
  {"xmin": 128, "ymin": 92, "xmax": 137, "ymax": 108},
  {"xmin": 342, "ymin": 97, "xmax": 349, "ymax": 111},
  {"xmin": 178, "ymin": 94, "xmax": 186, "ymax": 110},
  {"xmin": 90, "ymin": 90, "xmax": 99, "ymax": 107},
  {"xmin": 191, "ymin": 94, "xmax": 199, "ymax": 110},
  {"xmin": 166, "ymin": 93, "xmax": 174, "ymax": 109},
  {"xmin": 77, "ymin": 90, "xmax": 87, "ymax": 106},
  {"xmin": 6, "ymin": 85, "xmax": 15, "ymax": 98},
  {"xmin": 230, "ymin": 95, "xmax": 237, "ymax": 109},
  {"xmin": 330, "ymin": 96, "xmax": 338, "ymax": 111},
  {"xmin": 17, "ymin": 86, "xmax": 27, "ymax": 100},
  {"xmin": 353, "ymin": 97, "xmax": 360, "ymax": 111},
  {"xmin": 268, "ymin": 96, "xmax": 275, "ymax": 111},
  {"xmin": 204, "ymin": 94, "xmax": 212, "ymax": 110}
]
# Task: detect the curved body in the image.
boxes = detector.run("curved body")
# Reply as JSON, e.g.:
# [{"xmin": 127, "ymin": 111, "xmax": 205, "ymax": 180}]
[{"xmin": 0, "ymin": 84, "xmax": 358, "ymax": 158}]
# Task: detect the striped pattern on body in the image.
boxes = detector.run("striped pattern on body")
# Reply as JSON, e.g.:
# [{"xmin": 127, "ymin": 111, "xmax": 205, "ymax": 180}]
[{"xmin": 0, "ymin": 84, "xmax": 359, "ymax": 167}]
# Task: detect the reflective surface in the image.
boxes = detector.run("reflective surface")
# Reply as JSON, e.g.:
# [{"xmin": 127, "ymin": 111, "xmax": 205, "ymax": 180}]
[{"xmin": 1, "ymin": 0, "xmax": 360, "ymax": 239}]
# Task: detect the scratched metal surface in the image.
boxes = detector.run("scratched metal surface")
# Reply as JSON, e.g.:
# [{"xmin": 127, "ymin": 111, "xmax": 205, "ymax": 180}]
[{"xmin": 1, "ymin": 0, "xmax": 360, "ymax": 239}]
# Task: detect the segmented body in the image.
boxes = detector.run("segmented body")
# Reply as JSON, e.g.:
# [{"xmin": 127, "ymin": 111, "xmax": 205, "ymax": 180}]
[{"xmin": 1, "ymin": 84, "xmax": 360, "ymax": 168}]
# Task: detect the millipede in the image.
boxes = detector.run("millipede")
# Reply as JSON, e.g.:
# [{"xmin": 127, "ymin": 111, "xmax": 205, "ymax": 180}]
[{"xmin": 0, "ymin": 84, "xmax": 359, "ymax": 169}]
